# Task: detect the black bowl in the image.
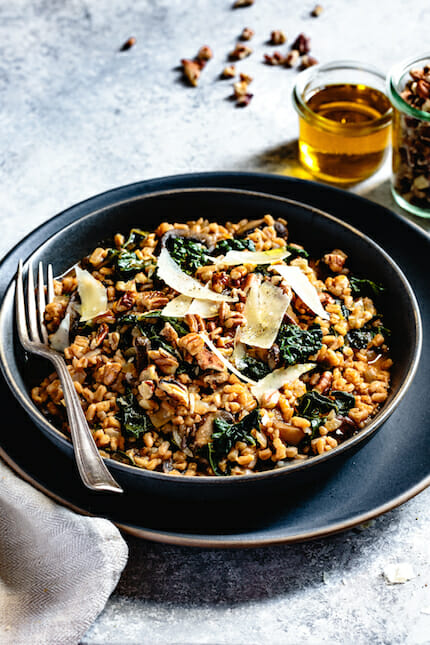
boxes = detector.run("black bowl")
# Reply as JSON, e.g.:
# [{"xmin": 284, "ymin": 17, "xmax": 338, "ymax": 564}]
[{"xmin": 0, "ymin": 187, "xmax": 422, "ymax": 501}]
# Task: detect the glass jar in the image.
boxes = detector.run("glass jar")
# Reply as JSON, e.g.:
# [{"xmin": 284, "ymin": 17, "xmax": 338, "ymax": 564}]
[
  {"xmin": 292, "ymin": 61, "xmax": 392, "ymax": 184},
  {"xmin": 387, "ymin": 54, "xmax": 430, "ymax": 218}
]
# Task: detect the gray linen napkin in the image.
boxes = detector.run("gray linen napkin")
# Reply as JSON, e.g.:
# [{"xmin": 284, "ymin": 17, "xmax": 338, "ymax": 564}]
[{"xmin": 0, "ymin": 460, "xmax": 128, "ymax": 645}]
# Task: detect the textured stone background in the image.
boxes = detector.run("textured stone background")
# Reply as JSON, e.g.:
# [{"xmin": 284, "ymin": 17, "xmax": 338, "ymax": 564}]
[{"xmin": 1, "ymin": 1, "xmax": 429, "ymax": 643}]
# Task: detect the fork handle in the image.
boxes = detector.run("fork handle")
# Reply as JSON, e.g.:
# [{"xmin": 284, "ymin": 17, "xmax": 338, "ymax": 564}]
[{"xmin": 51, "ymin": 354, "xmax": 123, "ymax": 493}]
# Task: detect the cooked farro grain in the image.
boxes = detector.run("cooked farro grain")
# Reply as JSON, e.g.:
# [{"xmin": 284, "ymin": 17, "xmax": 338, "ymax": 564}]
[{"xmin": 32, "ymin": 216, "xmax": 392, "ymax": 476}]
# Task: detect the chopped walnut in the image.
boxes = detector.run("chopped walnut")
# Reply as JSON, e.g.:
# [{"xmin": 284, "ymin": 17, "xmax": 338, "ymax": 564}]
[
  {"xmin": 181, "ymin": 59, "xmax": 203, "ymax": 87},
  {"xmin": 311, "ymin": 4, "xmax": 323, "ymax": 16},
  {"xmin": 236, "ymin": 93, "xmax": 253, "ymax": 107},
  {"xmin": 264, "ymin": 51, "xmax": 285, "ymax": 66},
  {"xmin": 178, "ymin": 333, "xmax": 224, "ymax": 371},
  {"xmin": 239, "ymin": 72, "xmax": 253, "ymax": 84},
  {"xmin": 300, "ymin": 55, "xmax": 318, "ymax": 69},
  {"xmin": 120, "ymin": 37, "xmax": 136, "ymax": 52},
  {"xmin": 196, "ymin": 45, "xmax": 213, "ymax": 62},
  {"xmin": 270, "ymin": 30, "xmax": 286, "ymax": 45},
  {"xmin": 285, "ymin": 49, "xmax": 300, "ymax": 68},
  {"xmin": 229, "ymin": 43, "xmax": 252, "ymax": 60},
  {"xmin": 292, "ymin": 33, "xmax": 311, "ymax": 54},
  {"xmin": 240, "ymin": 27, "xmax": 255, "ymax": 41},
  {"xmin": 221, "ymin": 64, "xmax": 236, "ymax": 79},
  {"xmin": 158, "ymin": 379, "xmax": 189, "ymax": 406},
  {"xmin": 147, "ymin": 348, "xmax": 179, "ymax": 375},
  {"xmin": 323, "ymin": 249, "xmax": 348, "ymax": 273},
  {"xmin": 233, "ymin": 0, "xmax": 254, "ymax": 7},
  {"xmin": 234, "ymin": 80, "xmax": 249, "ymax": 98}
]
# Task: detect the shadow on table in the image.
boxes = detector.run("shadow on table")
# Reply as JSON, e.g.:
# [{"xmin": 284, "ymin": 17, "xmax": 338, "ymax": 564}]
[{"xmin": 114, "ymin": 505, "xmax": 402, "ymax": 606}]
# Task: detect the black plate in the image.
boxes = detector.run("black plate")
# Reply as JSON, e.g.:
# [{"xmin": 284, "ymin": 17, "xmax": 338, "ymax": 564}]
[{"xmin": 0, "ymin": 173, "xmax": 428, "ymax": 546}]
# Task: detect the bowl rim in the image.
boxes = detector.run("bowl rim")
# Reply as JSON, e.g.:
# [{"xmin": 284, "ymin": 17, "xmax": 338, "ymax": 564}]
[{"xmin": 0, "ymin": 185, "xmax": 423, "ymax": 485}]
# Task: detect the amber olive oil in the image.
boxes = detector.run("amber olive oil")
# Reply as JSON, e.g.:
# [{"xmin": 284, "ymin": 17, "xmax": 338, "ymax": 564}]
[{"xmin": 298, "ymin": 84, "xmax": 391, "ymax": 183}]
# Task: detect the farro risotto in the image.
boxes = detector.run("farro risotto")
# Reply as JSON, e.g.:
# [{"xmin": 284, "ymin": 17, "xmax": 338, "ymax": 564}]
[{"xmin": 31, "ymin": 214, "xmax": 392, "ymax": 477}]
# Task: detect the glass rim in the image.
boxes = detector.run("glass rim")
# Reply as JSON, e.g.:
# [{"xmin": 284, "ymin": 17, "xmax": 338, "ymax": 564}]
[
  {"xmin": 292, "ymin": 59, "xmax": 392, "ymax": 135},
  {"xmin": 387, "ymin": 52, "xmax": 430, "ymax": 121}
]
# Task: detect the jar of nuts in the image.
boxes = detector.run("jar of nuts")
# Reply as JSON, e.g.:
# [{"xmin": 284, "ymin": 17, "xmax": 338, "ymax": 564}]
[{"xmin": 388, "ymin": 54, "xmax": 430, "ymax": 218}]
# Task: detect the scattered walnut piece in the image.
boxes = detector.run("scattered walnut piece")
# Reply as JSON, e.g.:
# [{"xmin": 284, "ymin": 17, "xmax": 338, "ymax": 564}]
[
  {"xmin": 234, "ymin": 80, "xmax": 249, "ymax": 98},
  {"xmin": 120, "ymin": 37, "xmax": 136, "ymax": 52},
  {"xmin": 181, "ymin": 59, "xmax": 203, "ymax": 87},
  {"xmin": 180, "ymin": 45, "xmax": 213, "ymax": 87},
  {"xmin": 239, "ymin": 72, "xmax": 253, "ymax": 84},
  {"xmin": 300, "ymin": 54, "xmax": 318, "ymax": 69},
  {"xmin": 236, "ymin": 93, "xmax": 253, "ymax": 107},
  {"xmin": 233, "ymin": 0, "xmax": 254, "ymax": 7},
  {"xmin": 240, "ymin": 27, "xmax": 255, "ymax": 41},
  {"xmin": 264, "ymin": 51, "xmax": 285, "ymax": 66},
  {"xmin": 285, "ymin": 49, "xmax": 300, "ymax": 68},
  {"xmin": 311, "ymin": 4, "xmax": 323, "ymax": 17},
  {"xmin": 291, "ymin": 33, "xmax": 311, "ymax": 54},
  {"xmin": 196, "ymin": 45, "xmax": 213, "ymax": 62},
  {"xmin": 229, "ymin": 43, "xmax": 253, "ymax": 60},
  {"xmin": 270, "ymin": 30, "xmax": 287, "ymax": 45},
  {"xmin": 221, "ymin": 64, "xmax": 236, "ymax": 79}
]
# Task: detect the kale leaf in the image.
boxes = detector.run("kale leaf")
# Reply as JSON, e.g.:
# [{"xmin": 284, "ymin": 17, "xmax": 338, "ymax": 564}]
[
  {"xmin": 346, "ymin": 322, "xmax": 390, "ymax": 350},
  {"xmin": 285, "ymin": 244, "xmax": 309, "ymax": 262},
  {"xmin": 208, "ymin": 409, "xmax": 259, "ymax": 476},
  {"xmin": 330, "ymin": 391, "xmax": 356, "ymax": 415},
  {"xmin": 297, "ymin": 390, "xmax": 355, "ymax": 439},
  {"xmin": 213, "ymin": 238, "xmax": 256, "ymax": 255},
  {"xmin": 277, "ymin": 323, "xmax": 323, "ymax": 366},
  {"xmin": 349, "ymin": 276, "xmax": 385, "ymax": 298},
  {"xmin": 116, "ymin": 389, "xmax": 154, "ymax": 439},
  {"xmin": 169, "ymin": 237, "xmax": 210, "ymax": 275},
  {"xmin": 122, "ymin": 228, "xmax": 148, "ymax": 250},
  {"xmin": 346, "ymin": 327, "xmax": 374, "ymax": 349},
  {"xmin": 240, "ymin": 355, "xmax": 271, "ymax": 381},
  {"xmin": 332, "ymin": 297, "xmax": 350, "ymax": 320},
  {"xmin": 107, "ymin": 248, "xmax": 150, "ymax": 278}
]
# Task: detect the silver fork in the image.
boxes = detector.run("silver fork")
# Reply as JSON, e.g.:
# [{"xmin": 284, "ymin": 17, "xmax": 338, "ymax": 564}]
[{"xmin": 15, "ymin": 260, "xmax": 123, "ymax": 494}]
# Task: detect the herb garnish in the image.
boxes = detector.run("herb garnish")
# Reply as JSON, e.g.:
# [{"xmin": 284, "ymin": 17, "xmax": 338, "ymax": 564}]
[
  {"xmin": 116, "ymin": 389, "xmax": 154, "ymax": 439},
  {"xmin": 208, "ymin": 409, "xmax": 259, "ymax": 476},
  {"xmin": 277, "ymin": 323, "xmax": 323, "ymax": 366}
]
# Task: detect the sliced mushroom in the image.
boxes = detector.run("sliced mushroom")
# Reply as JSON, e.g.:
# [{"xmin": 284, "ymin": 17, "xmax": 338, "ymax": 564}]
[
  {"xmin": 236, "ymin": 218, "xmax": 265, "ymax": 236},
  {"xmin": 194, "ymin": 410, "xmax": 234, "ymax": 448}
]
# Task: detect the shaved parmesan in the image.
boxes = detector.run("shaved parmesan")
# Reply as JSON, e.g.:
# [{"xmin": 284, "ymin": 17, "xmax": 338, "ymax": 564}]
[
  {"xmin": 161, "ymin": 294, "xmax": 192, "ymax": 317},
  {"xmin": 273, "ymin": 265, "xmax": 329, "ymax": 320},
  {"xmin": 383, "ymin": 563, "xmax": 415, "ymax": 585},
  {"xmin": 188, "ymin": 299, "xmax": 220, "ymax": 318},
  {"xmin": 200, "ymin": 334, "xmax": 257, "ymax": 385},
  {"xmin": 50, "ymin": 313, "xmax": 70, "ymax": 352},
  {"xmin": 161, "ymin": 295, "xmax": 220, "ymax": 319},
  {"xmin": 231, "ymin": 339, "xmax": 247, "ymax": 369},
  {"xmin": 214, "ymin": 248, "xmax": 290, "ymax": 266},
  {"xmin": 157, "ymin": 247, "xmax": 237, "ymax": 302},
  {"xmin": 240, "ymin": 280, "xmax": 291, "ymax": 349},
  {"xmin": 75, "ymin": 265, "xmax": 108, "ymax": 322},
  {"xmin": 251, "ymin": 363, "xmax": 316, "ymax": 403}
]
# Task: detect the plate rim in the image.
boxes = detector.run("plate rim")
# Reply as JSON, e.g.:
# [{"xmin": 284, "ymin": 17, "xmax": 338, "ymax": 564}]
[{"xmin": 0, "ymin": 171, "xmax": 429, "ymax": 546}]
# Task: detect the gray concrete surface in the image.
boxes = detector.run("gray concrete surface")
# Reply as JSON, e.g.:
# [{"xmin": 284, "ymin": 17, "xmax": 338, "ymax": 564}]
[{"xmin": 1, "ymin": 1, "xmax": 429, "ymax": 643}]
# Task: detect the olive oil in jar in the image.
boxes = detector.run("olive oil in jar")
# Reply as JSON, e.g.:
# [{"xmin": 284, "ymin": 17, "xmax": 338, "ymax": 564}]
[{"xmin": 297, "ymin": 84, "xmax": 392, "ymax": 183}]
